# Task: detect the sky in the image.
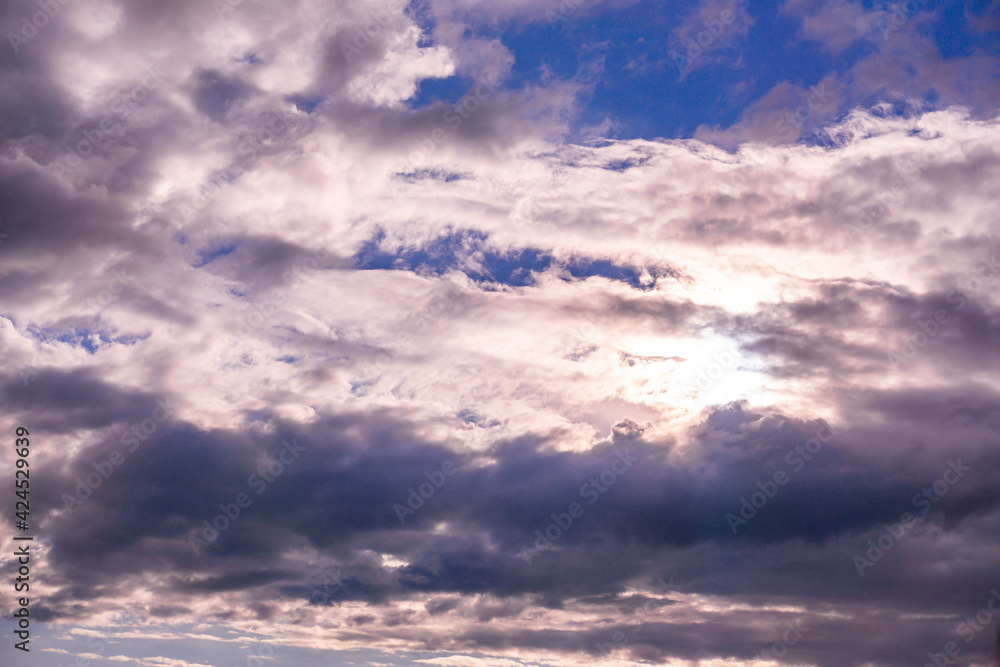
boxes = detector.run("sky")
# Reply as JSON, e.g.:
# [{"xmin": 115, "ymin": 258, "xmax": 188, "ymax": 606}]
[{"xmin": 1, "ymin": 0, "xmax": 1000, "ymax": 666}]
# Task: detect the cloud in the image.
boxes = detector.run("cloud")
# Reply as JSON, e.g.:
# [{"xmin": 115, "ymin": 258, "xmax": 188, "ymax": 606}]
[
  {"xmin": 667, "ymin": 0, "xmax": 754, "ymax": 76},
  {"xmin": 783, "ymin": 0, "xmax": 890, "ymax": 53},
  {"xmin": 2, "ymin": 0, "xmax": 1000, "ymax": 666}
]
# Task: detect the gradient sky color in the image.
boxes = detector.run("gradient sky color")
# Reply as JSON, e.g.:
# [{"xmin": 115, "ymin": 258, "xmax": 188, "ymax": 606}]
[{"xmin": 1, "ymin": 1, "xmax": 1000, "ymax": 666}]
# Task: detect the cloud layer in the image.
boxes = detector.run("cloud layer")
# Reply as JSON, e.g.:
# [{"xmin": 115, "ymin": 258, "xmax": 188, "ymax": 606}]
[{"xmin": 2, "ymin": 0, "xmax": 1000, "ymax": 666}]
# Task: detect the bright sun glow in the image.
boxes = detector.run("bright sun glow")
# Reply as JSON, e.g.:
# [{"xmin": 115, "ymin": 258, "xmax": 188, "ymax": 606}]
[{"xmin": 617, "ymin": 334, "xmax": 772, "ymax": 415}]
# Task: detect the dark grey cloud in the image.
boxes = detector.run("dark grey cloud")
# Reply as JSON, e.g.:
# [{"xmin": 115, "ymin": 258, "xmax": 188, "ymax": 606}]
[{"xmin": 6, "ymin": 382, "xmax": 996, "ymax": 664}]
